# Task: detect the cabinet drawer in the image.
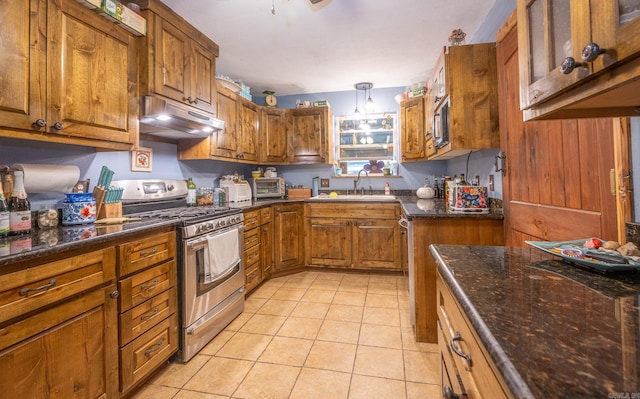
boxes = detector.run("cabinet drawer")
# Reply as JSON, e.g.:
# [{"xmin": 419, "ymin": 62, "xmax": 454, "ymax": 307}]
[
  {"xmin": 306, "ymin": 203, "xmax": 400, "ymax": 219},
  {"xmin": 244, "ymin": 210, "xmax": 260, "ymax": 230},
  {"xmin": 259, "ymin": 206, "xmax": 273, "ymax": 224},
  {"xmin": 244, "ymin": 243, "xmax": 261, "ymax": 268},
  {"xmin": 245, "ymin": 263, "xmax": 262, "ymax": 292},
  {"xmin": 244, "ymin": 226, "xmax": 260, "ymax": 249},
  {"xmin": 119, "ymin": 313, "xmax": 178, "ymax": 393},
  {"xmin": 0, "ymin": 248, "xmax": 116, "ymax": 325},
  {"xmin": 119, "ymin": 231, "xmax": 176, "ymax": 277},
  {"xmin": 119, "ymin": 286, "xmax": 176, "ymax": 345},
  {"xmin": 437, "ymin": 277, "xmax": 507, "ymax": 399},
  {"xmin": 119, "ymin": 260, "xmax": 176, "ymax": 312}
]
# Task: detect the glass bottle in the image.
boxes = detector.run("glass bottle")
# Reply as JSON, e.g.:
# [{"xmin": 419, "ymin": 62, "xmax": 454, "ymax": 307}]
[
  {"xmin": 186, "ymin": 178, "xmax": 197, "ymax": 206},
  {"xmin": 9, "ymin": 171, "xmax": 31, "ymax": 235},
  {"xmin": 0, "ymin": 180, "xmax": 9, "ymax": 237},
  {"xmin": 3, "ymin": 173, "xmax": 13, "ymax": 200},
  {"xmin": 459, "ymin": 173, "xmax": 468, "ymax": 186}
]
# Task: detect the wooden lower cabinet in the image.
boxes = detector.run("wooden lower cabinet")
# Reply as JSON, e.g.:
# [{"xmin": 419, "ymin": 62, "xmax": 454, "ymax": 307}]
[
  {"xmin": 437, "ymin": 272, "xmax": 509, "ymax": 399},
  {"xmin": 306, "ymin": 202, "xmax": 402, "ymax": 270},
  {"xmin": 243, "ymin": 206, "xmax": 274, "ymax": 292},
  {"xmin": 117, "ymin": 229, "xmax": 178, "ymax": 396},
  {"xmin": 413, "ymin": 217, "xmax": 504, "ymax": 343},
  {"xmin": 0, "ymin": 248, "xmax": 119, "ymax": 399},
  {"xmin": 273, "ymin": 203, "xmax": 304, "ymax": 273}
]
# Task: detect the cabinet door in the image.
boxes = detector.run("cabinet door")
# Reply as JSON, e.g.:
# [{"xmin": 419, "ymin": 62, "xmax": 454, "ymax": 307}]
[
  {"xmin": 239, "ymin": 98, "xmax": 259, "ymax": 162},
  {"xmin": 517, "ymin": 0, "xmax": 591, "ymax": 109},
  {"xmin": 352, "ymin": 219, "xmax": 401, "ymax": 270},
  {"xmin": 261, "ymin": 221, "xmax": 274, "ymax": 278},
  {"xmin": 260, "ymin": 107, "xmax": 288, "ymax": 163},
  {"xmin": 191, "ymin": 40, "xmax": 216, "ymax": 113},
  {"xmin": 152, "ymin": 17, "xmax": 190, "ymax": 105},
  {"xmin": 307, "ymin": 218, "xmax": 351, "ymax": 267},
  {"xmin": 46, "ymin": 0, "xmax": 136, "ymax": 144},
  {"xmin": 0, "ymin": 0, "xmax": 46, "ymax": 131},
  {"xmin": 590, "ymin": 1, "xmax": 640, "ymax": 73},
  {"xmin": 211, "ymin": 85, "xmax": 240, "ymax": 158},
  {"xmin": 273, "ymin": 204, "xmax": 303, "ymax": 272},
  {"xmin": 400, "ymin": 96, "xmax": 426, "ymax": 162},
  {"xmin": 289, "ymin": 108, "xmax": 330, "ymax": 164},
  {"xmin": 0, "ymin": 284, "xmax": 119, "ymax": 399}
]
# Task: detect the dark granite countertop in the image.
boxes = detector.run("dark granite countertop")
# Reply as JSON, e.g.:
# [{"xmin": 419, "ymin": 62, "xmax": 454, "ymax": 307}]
[
  {"xmin": 398, "ymin": 196, "xmax": 504, "ymax": 220},
  {"xmin": 0, "ymin": 219, "xmax": 178, "ymax": 269},
  {"xmin": 430, "ymin": 244, "xmax": 640, "ymax": 399}
]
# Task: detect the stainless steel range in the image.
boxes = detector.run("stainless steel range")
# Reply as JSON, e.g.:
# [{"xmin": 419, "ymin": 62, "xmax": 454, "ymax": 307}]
[{"xmin": 114, "ymin": 179, "xmax": 246, "ymax": 363}]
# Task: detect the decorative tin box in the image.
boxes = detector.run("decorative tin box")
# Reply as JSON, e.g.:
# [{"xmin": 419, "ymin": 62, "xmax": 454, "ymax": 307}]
[{"xmin": 451, "ymin": 185, "xmax": 489, "ymax": 213}]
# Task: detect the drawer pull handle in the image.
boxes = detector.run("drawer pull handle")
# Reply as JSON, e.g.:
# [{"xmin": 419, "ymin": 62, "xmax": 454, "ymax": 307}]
[
  {"xmin": 141, "ymin": 279, "xmax": 160, "ymax": 291},
  {"xmin": 144, "ymin": 338, "xmax": 165, "ymax": 358},
  {"xmin": 248, "ymin": 271, "xmax": 258, "ymax": 280},
  {"xmin": 19, "ymin": 279, "xmax": 57, "ymax": 296},
  {"xmin": 450, "ymin": 331, "xmax": 473, "ymax": 367},
  {"xmin": 140, "ymin": 247, "xmax": 159, "ymax": 257},
  {"xmin": 140, "ymin": 307, "xmax": 160, "ymax": 321}
]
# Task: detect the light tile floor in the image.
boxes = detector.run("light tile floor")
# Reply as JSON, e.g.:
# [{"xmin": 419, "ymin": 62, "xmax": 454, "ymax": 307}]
[{"xmin": 131, "ymin": 271, "xmax": 441, "ymax": 399}]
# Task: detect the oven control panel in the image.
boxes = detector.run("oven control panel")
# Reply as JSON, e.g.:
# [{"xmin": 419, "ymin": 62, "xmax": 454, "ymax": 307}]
[{"xmin": 184, "ymin": 213, "xmax": 244, "ymax": 238}]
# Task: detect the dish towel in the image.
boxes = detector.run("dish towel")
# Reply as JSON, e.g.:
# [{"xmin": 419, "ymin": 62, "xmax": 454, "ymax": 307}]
[{"xmin": 205, "ymin": 229, "xmax": 240, "ymax": 283}]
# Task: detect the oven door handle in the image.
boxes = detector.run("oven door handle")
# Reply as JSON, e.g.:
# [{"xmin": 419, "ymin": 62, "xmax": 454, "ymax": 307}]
[{"xmin": 187, "ymin": 226, "xmax": 241, "ymax": 248}]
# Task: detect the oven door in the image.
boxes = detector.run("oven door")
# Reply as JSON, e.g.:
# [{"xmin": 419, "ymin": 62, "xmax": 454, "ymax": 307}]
[{"xmin": 183, "ymin": 224, "xmax": 245, "ymax": 328}]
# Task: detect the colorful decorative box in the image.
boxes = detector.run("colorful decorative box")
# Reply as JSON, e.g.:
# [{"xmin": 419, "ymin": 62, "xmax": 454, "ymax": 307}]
[{"xmin": 451, "ymin": 185, "xmax": 489, "ymax": 213}]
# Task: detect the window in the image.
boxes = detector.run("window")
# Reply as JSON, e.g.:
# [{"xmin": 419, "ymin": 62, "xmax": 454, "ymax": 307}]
[{"xmin": 335, "ymin": 112, "xmax": 398, "ymax": 175}]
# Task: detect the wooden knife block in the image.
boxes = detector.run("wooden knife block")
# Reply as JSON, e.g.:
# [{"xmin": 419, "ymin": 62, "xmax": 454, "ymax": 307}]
[{"xmin": 98, "ymin": 202, "xmax": 122, "ymax": 220}]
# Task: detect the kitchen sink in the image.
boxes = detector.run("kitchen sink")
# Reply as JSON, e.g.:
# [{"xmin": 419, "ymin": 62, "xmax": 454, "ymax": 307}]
[{"xmin": 309, "ymin": 194, "xmax": 397, "ymax": 201}]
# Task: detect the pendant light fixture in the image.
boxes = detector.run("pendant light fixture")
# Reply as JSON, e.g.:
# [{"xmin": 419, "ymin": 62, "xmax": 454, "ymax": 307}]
[
  {"xmin": 355, "ymin": 82, "xmax": 373, "ymax": 129},
  {"xmin": 354, "ymin": 82, "xmax": 373, "ymax": 118},
  {"xmin": 353, "ymin": 86, "xmax": 361, "ymax": 117}
]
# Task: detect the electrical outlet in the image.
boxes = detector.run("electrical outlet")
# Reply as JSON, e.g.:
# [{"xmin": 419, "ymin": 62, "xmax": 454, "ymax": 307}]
[
  {"xmin": 320, "ymin": 178, "xmax": 330, "ymax": 188},
  {"xmin": 489, "ymin": 175, "xmax": 495, "ymax": 191}
]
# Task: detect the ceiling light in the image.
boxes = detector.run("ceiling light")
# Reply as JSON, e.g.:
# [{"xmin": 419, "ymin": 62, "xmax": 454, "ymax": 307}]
[{"xmin": 355, "ymin": 82, "xmax": 374, "ymax": 114}]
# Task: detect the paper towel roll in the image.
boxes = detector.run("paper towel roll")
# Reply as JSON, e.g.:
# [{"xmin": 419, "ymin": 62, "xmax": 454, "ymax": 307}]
[{"xmin": 12, "ymin": 163, "xmax": 80, "ymax": 193}]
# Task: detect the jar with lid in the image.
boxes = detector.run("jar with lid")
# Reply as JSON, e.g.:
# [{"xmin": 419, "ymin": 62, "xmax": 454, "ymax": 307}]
[
  {"xmin": 196, "ymin": 187, "xmax": 213, "ymax": 206},
  {"xmin": 37, "ymin": 204, "xmax": 59, "ymax": 229}
]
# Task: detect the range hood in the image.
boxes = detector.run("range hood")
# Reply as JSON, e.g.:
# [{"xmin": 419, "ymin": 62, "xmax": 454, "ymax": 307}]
[{"xmin": 139, "ymin": 95, "xmax": 224, "ymax": 139}]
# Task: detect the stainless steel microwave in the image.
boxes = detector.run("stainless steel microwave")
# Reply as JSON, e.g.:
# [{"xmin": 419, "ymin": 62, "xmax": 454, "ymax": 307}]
[
  {"xmin": 252, "ymin": 177, "xmax": 285, "ymax": 199},
  {"xmin": 432, "ymin": 96, "xmax": 449, "ymax": 149}
]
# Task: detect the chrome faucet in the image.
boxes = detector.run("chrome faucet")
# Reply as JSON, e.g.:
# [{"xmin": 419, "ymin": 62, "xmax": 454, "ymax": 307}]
[{"xmin": 354, "ymin": 169, "xmax": 369, "ymax": 195}]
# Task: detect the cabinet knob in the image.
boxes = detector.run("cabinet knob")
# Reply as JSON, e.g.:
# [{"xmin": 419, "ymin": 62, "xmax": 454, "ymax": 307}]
[
  {"xmin": 581, "ymin": 42, "xmax": 606, "ymax": 63},
  {"xmin": 52, "ymin": 122, "xmax": 64, "ymax": 130},
  {"xmin": 33, "ymin": 119, "xmax": 47, "ymax": 128},
  {"xmin": 560, "ymin": 57, "xmax": 586, "ymax": 74},
  {"xmin": 443, "ymin": 386, "xmax": 461, "ymax": 399},
  {"xmin": 109, "ymin": 290, "xmax": 120, "ymax": 299}
]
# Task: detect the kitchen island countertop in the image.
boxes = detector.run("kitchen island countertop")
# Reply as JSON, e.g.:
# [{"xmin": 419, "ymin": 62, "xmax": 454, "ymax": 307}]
[{"xmin": 431, "ymin": 244, "xmax": 640, "ymax": 398}]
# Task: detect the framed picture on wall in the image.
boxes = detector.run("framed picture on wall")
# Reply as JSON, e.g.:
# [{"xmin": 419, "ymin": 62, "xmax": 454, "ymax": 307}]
[{"xmin": 131, "ymin": 147, "xmax": 153, "ymax": 172}]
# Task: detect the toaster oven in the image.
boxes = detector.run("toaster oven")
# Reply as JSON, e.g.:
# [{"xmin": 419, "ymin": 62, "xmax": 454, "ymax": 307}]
[{"xmin": 252, "ymin": 177, "xmax": 285, "ymax": 200}]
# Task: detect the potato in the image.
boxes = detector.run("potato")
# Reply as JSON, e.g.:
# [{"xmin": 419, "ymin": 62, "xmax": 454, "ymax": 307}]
[
  {"xmin": 617, "ymin": 242, "xmax": 640, "ymax": 257},
  {"xmin": 602, "ymin": 240, "xmax": 621, "ymax": 250}
]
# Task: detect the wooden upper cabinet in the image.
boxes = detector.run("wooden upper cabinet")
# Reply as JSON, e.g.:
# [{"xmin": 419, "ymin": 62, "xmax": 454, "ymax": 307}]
[
  {"xmin": 518, "ymin": 0, "xmax": 640, "ymax": 120},
  {"xmin": 238, "ymin": 98, "xmax": 259, "ymax": 162},
  {"xmin": 211, "ymin": 85, "xmax": 240, "ymax": 159},
  {"xmin": 260, "ymin": 107, "xmax": 288, "ymax": 163},
  {"xmin": 135, "ymin": 0, "xmax": 218, "ymax": 114},
  {"xmin": 432, "ymin": 43, "xmax": 500, "ymax": 159},
  {"xmin": 289, "ymin": 107, "xmax": 333, "ymax": 164},
  {"xmin": 0, "ymin": 0, "xmax": 137, "ymax": 149},
  {"xmin": 400, "ymin": 96, "xmax": 426, "ymax": 162}
]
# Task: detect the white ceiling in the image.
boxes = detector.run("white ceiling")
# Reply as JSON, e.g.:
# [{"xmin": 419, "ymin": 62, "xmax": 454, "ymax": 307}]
[{"xmin": 161, "ymin": 0, "xmax": 498, "ymax": 96}]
